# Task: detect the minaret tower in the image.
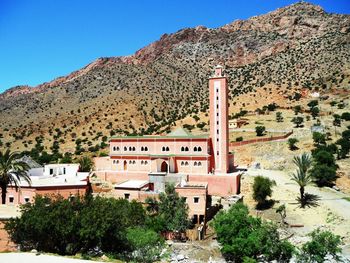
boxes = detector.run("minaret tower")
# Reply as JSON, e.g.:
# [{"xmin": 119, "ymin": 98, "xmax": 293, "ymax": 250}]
[{"xmin": 209, "ymin": 65, "xmax": 229, "ymax": 174}]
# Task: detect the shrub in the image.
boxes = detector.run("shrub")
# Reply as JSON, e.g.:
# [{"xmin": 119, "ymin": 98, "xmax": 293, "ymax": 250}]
[
  {"xmin": 292, "ymin": 116, "xmax": 304, "ymax": 128},
  {"xmin": 276, "ymin": 112, "xmax": 283, "ymax": 122},
  {"xmin": 341, "ymin": 112, "xmax": 350, "ymax": 121},
  {"xmin": 312, "ymin": 132, "xmax": 326, "ymax": 146},
  {"xmin": 236, "ymin": 136, "xmax": 243, "ymax": 142},
  {"xmin": 253, "ymin": 176, "xmax": 276, "ymax": 209},
  {"xmin": 298, "ymin": 228, "xmax": 343, "ymax": 263},
  {"xmin": 310, "ymin": 164, "xmax": 337, "ymax": 187},
  {"xmin": 288, "ymin": 138, "xmax": 299, "ymax": 150},
  {"xmin": 255, "ymin": 126, "xmax": 266, "ymax": 136},
  {"xmin": 212, "ymin": 203, "xmax": 294, "ymax": 262}
]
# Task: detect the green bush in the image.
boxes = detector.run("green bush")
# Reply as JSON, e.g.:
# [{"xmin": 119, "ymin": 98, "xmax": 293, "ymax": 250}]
[
  {"xmin": 212, "ymin": 203, "xmax": 294, "ymax": 262},
  {"xmin": 288, "ymin": 138, "xmax": 299, "ymax": 150},
  {"xmin": 236, "ymin": 136, "xmax": 244, "ymax": 142},
  {"xmin": 5, "ymin": 195, "xmax": 151, "ymax": 256},
  {"xmin": 252, "ymin": 176, "xmax": 276, "ymax": 209},
  {"xmin": 255, "ymin": 126, "xmax": 266, "ymax": 136},
  {"xmin": 298, "ymin": 228, "xmax": 343, "ymax": 263}
]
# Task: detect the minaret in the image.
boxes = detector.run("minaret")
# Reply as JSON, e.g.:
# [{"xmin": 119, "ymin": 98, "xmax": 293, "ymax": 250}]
[{"xmin": 209, "ymin": 65, "xmax": 229, "ymax": 174}]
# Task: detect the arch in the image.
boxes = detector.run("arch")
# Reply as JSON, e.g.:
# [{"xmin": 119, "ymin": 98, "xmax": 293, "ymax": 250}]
[
  {"xmin": 198, "ymin": 146, "xmax": 202, "ymax": 152},
  {"xmin": 162, "ymin": 146, "xmax": 165, "ymax": 151},
  {"xmin": 129, "ymin": 160, "xmax": 132, "ymax": 164},
  {"xmin": 185, "ymin": 161, "xmax": 189, "ymax": 166},
  {"xmin": 132, "ymin": 147, "xmax": 136, "ymax": 151},
  {"xmin": 194, "ymin": 147, "xmax": 198, "ymax": 152},
  {"xmin": 113, "ymin": 146, "xmax": 117, "ymax": 151},
  {"xmin": 181, "ymin": 161, "xmax": 185, "ymax": 166},
  {"xmin": 123, "ymin": 160, "xmax": 127, "ymax": 170},
  {"xmin": 141, "ymin": 160, "xmax": 144, "ymax": 165},
  {"xmin": 129, "ymin": 147, "xmax": 132, "ymax": 151},
  {"xmin": 166, "ymin": 146, "xmax": 170, "ymax": 151},
  {"xmin": 133, "ymin": 160, "xmax": 136, "ymax": 164},
  {"xmin": 124, "ymin": 146, "xmax": 127, "ymax": 151},
  {"xmin": 185, "ymin": 147, "xmax": 189, "ymax": 152},
  {"xmin": 145, "ymin": 147, "xmax": 148, "ymax": 151},
  {"xmin": 161, "ymin": 161, "xmax": 168, "ymax": 172},
  {"xmin": 141, "ymin": 146, "xmax": 144, "ymax": 151},
  {"xmin": 198, "ymin": 161, "xmax": 202, "ymax": 166},
  {"xmin": 194, "ymin": 161, "xmax": 198, "ymax": 166},
  {"xmin": 145, "ymin": 161, "xmax": 148, "ymax": 165},
  {"xmin": 181, "ymin": 146, "xmax": 185, "ymax": 152}
]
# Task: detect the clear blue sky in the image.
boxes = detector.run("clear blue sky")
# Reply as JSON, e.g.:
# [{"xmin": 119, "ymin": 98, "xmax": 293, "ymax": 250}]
[{"xmin": 0, "ymin": 0, "xmax": 349, "ymax": 93}]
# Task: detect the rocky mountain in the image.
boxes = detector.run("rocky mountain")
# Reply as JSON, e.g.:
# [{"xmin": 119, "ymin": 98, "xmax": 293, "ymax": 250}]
[{"xmin": 0, "ymin": 1, "xmax": 349, "ymax": 154}]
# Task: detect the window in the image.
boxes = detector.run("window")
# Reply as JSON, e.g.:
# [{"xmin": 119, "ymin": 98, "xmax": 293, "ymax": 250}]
[
  {"xmin": 133, "ymin": 160, "xmax": 136, "ymax": 164},
  {"xmin": 141, "ymin": 146, "xmax": 144, "ymax": 151},
  {"xmin": 145, "ymin": 161, "xmax": 148, "ymax": 165},
  {"xmin": 166, "ymin": 146, "xmax": 170, "ymax": 151},
  {"xmin": 113, "ymin": 146, "xmax": 119, "ymax": 151},
  {"xmin": 194, "ymin": 197, "xmax": 199, "ymax": 203},
  {"xmin": 132, "ymin": 147, "xmax": 136, "ymax": 151},
  {"xmin": 24, "ymin": 197, "xmax": 30, "ymax": 203},
  {"xmin": 9, "ymin": 196, "xmax": 14, "ymax": 204},
  {"xmin": 217, "ymin": 121, "xmax": 219, "ymax": 125},
  {"xmin": 217, "ymin": 151, "xmax": 219, "ymax": 156},
  {"xmin": 124, "ymin": 193, "xmax": 130, "ymax": 200},
  {"xmin": 162, "ymin": 146, "xmax": 165, "ymax": 151},
  {"xmin": 129, "ymin": 160, "xmax": 132, "ymax": 164},
  {"xmin": 216, "ymin": 89, "xmax": 218, "ymax": 93},
  {"xmin": 194, "ymin": 147, "xmax": 197, "ymax": 152},
  {"xmin": 141, "ymin": 160, "xmax": 144, "ymax": 165},
  {"xmin": 216, "ymin": 96, "xmax": 219, "ymax": 100},
  {"xmin": 124, "ymin": 146, "xmax": 127, "ymax": 151},
  {"xmin": 129, "ymin": 147, "xmax": 132, "ymax": 151},
  {"xmin": 49, "ymin": 168, "xmax": 54, "ymax": 175},
  {"xmin": 198, "ymin": 147, "xmax": 202, "ymax": 152},
  {"xmin": 144, "ymin": 147, "xmax": 148, "ymax": 151},
  {"xmin": 194, "ymin": 161, "xmax": 198, "ymax": 166},
  {"xmin": 217, "ymin": 129, "xmax": 219, "ymax": 134},
  {"xmin": 63, "ymin": 167, "xmax": 66, "ymax": 174},
  {"xmin": 181, "ymin": 146, "xmax": 185, "ymax": 152},
  {"xmin": 217, "ymin": 138, "xmax": 219, "ymax": 142},
  {"xmin": 198, "ymin": 162, "xmax": 202, "ymax": 166},
  {"xmin": 185, "ymin": 161, "xmax": 189, "ymax": 166},
  {"xmin": 185, "ymin": 147, "xmax": 189, "ymax": 152},
  {"xmin": 217, "ymin": 113, "xmax": 219, "ymax": 117},
  {"xmin": 216, "ymin": 104, "xmax": 219, "ymax": 109},
  {"xmin": 181, "ymin": 161, "xmax": 185, "ymax": 166}
]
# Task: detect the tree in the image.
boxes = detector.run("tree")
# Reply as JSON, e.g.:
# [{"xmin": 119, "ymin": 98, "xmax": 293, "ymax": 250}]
[
  {"xmin": 333, "ymin": 114, "xmax": 342, "ymax": 127},
  {"xmin": 299, "ymin": 228, "xmax": 343, "ymax": 263},
  {"xmin": 255, "ymin": 126, "xmax": 266, "ymax": 136},
  {"xmin": 0, "ymin": 149, "xmax": 31, "ymax": 204},
  {"xmin": 307, "ymin": 100, "xmax": 318, "ymax": 110},
  {"xmin": 288, "ymin": 138, "xmax": 299, "ymax": 150},
  {"xmin": 294, "ymin": 105, "xmax": 302, "ymax": 115},
  {"xmin": 336, "ymin": 138, "xmax": 350, "ymax": 159},
  {"xmin": 310, "ymin": 107, "xmax": 320, "ymax": 119},
  {"xmin": 158, "ymin": 184, "xmax": 190, "ymax": 233},
  {"xmin": 276, "ymin": 112, "xmax": 283, "ymax": 122},
  {"xmin": 252, "ymin": 176, "xmax": 276, "ymax": 209},
  {"xmin": 341, "ymin": 112, "xmax": 350, "ymax": 121},
  {"xmin": 212, "ymin": 203, "xmax": 294, "ymax": 262},
  {"xmin": 126, "ymin": 227, "xmax": 164, "ymax": 263},
  {"xmin": 309, "ymin": 149, "xmax": 338, "ymax": 187},
  {"xmin": 291, "ymin": 153, "xmax": 313, "ymax": 208},
  {"xmin": 291, "ymin": 116, "xmax": 304, "ymax": 128},
  {"xmin": 78, "ymin": 156, "xmax": 94, "ymax": 172},
  {"xmin": 312, "ymin": 132, "xmax": 326, "ymax": 146}
]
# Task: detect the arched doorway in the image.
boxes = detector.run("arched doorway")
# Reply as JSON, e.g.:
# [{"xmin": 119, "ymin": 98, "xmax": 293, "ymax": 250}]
[
  {"xmin": 160, "ymin": 161, "xmax": 168, "ymax": 172},
  {"xmin": 123, "ymin": 160, "xmax": 127, "ymax": 170}
]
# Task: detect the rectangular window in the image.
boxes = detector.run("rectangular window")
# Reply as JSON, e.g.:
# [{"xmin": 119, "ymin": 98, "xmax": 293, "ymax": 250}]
[
  {"xmin": 216, "ymin": 113, "xmax": 219, "ymax": 117},
  {"xmin": 124, "ymin": 193, "xmax": 130, "ymax": 200},
  {"xmin": 216, "ymin": 121, "xmax": 219, "ymax": 125},
  {"xmin": 49, "ymin": 168, "xmax": 53, "ymax": 175},
  {"xmin": 216, "ymin": 104, "xmax": 219, "ymax": 109},
  {"xmin": 216, "ymin": 96, "xmax": 219, "ymax": 100},
  {"xmin": 24, "ymin": 197, "xmax": 30, "ymax": 203},
  {"xmin": 9, "ymin": 196, "xmax": 14, "ymax": 203},
  {"xmin": 217, "ymin": 138, "xmax": 219, "ymax": 142},
  {"xmin": 217, "ymin": 151, "xmax": 219, "ymax": 156},
  {"xmin": 194, "ymin": 197, "xmax": 199, "ymax": 203},
  {"xmin": 216, "ymin": 89, "xmax": 218, "ymax": 93},
  {"xmin": 63, "ymin": 168, "xmax": 66, "ymax": 174},
  {"xmin": 217, "ymin": 129, "xmax": 219, "ymax": 134}
]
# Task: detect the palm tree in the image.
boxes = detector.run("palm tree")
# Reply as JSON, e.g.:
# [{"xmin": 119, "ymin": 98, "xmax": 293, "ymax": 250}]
[
  {"xmin": 78, "ymin": 156, "xmax": 94, "ymax": 172},
  {"xmin": 0, "ymin": 150, "xmax": 31, "ymax": 204},
  {"xmin": 291, "ymin": 153, "xmax": 313, "ymax": 208},
  {"xmin": 293, "ymin": 153, "xmax": 312, "ymax": 175}
]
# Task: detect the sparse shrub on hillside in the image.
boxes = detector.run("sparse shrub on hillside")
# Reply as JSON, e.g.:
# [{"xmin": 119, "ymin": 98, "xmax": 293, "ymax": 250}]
[
  {"xmin": 292, "ymin": 116, "xmax": 304, "ymax": 128},
  {"xmin": 288, "ymin": 138, "xmax": 299, "ymax": 150},
  {"xmin": 255, "ymin": 126, "xmax": 266, "ymax": 137},
  {"xmin": 276, "ymin": 112, "xmax": 283, "ymax": 122},
  {"xmin": 312, "ymin": 132, "xmax": 326, "ymax": 146},
  {"xmin": 294, "ymin": 105, "xmax": 302, "ymax": 115},
  {"xmin": 341, "ymin": 112, "xmax": 350, "ymax": 121}
]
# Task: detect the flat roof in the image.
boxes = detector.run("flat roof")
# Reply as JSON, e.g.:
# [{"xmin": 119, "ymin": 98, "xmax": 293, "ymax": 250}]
[{"xmin": 114, "ymin": 180, "xmax": 148, "ymax": 189}]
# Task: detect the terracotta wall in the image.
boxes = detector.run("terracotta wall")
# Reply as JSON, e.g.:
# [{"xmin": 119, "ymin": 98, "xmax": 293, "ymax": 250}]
[
  {"xmin": 0, "ymin": 220, "xmax": 16, "ymax": 252},
  {"xmin": 229, "ymin": 131, "xmax": 293, "ymax": 148}
]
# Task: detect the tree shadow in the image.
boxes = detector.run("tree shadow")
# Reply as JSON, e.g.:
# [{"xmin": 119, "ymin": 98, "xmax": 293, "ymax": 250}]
[
  {"xmin": 297, "ymin": 193, "xmax": 320, "ymax": 208},
  {"xmin": 256, "ymin": 199, "xmax": 275, "ymax": 210}
]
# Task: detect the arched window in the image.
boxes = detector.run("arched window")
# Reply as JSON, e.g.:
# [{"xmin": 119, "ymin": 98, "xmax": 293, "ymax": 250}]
[
  {"xmin": 185, "ymin": 161, "xmax": 189, "ymax": 166},
  {"xmin": 141, "ymin": 146, "xmax": 144, "ymax": 151},
  {"xmin": 166, "ymin": 146, "xmax": 170, "ymax": 151},
  {"xmin": 145, "ymin": 161, "xmax": 148, "ymax": 165},
  {"xmin": 113, "ymin": 146, "xmax": 116, "ymax": 151},
  {"xmin": 133, "ymin": 160, "xmax": 136, "ymax": 164},
  {"xmin": 132, "ymin": 147, "xmax": 136, "ymax": 151},
  {"xmin": 162, "ymin": 146, "xmax": 165, "ymax": 151},
  {"xmin": 113, "ymin": 160, "xmax": 117, "ymax": 164},
  {"xmin": 129, "ymin": 160, "xmax": 132, "ymax": 164},
  {"xmin": 194, "ymin": 161, "xmax": 198, "ymax": 166},
  {"xmin": 198, "ymin": 147, "xmax": 202, "ymax": 152},
  {"xmin": 129, "ymin": 147, "xmax": 132, "ymax": 151},
  {"xmin": 181, "ymin": 147, "xmax": 185, "ymax": 152},
  {"xmin": 194, "ymin": 147, "xmax": 197, "ymax": 152},
  {"xmin": 181, "ymin": 161, "xmax": 184, "ymax": 166},
  {"xmin": 185, "ymin": 147, "xmax": 189, "ymax": 152},
  {"xmin": 145, "ymin": 147, "xmax": 148, "ymax": 151},
  {"xmin": 141, "ymin": 160, "xmax": 144, "ymax": 165},
  {"xmin": 116, "ymin": 160, "xmax": 119, "ymax": 164},
  {"xmin": 198, "ymin": 161, "xmax": 202, "ymax": 166},
  {"xmin": 124, "ymin": 146, "xmax": 127, "ymax": 151}
]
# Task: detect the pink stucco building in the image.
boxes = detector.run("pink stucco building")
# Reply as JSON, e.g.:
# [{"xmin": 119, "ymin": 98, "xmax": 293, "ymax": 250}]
[{"xmin": 94, "ymin": 66, "xmax": 241, "ymax": 225}]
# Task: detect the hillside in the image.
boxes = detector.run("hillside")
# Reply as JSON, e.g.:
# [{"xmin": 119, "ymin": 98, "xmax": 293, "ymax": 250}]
[{"xmin": 0, "ymin": 1, "xmax": 349, "ymax": 155}]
